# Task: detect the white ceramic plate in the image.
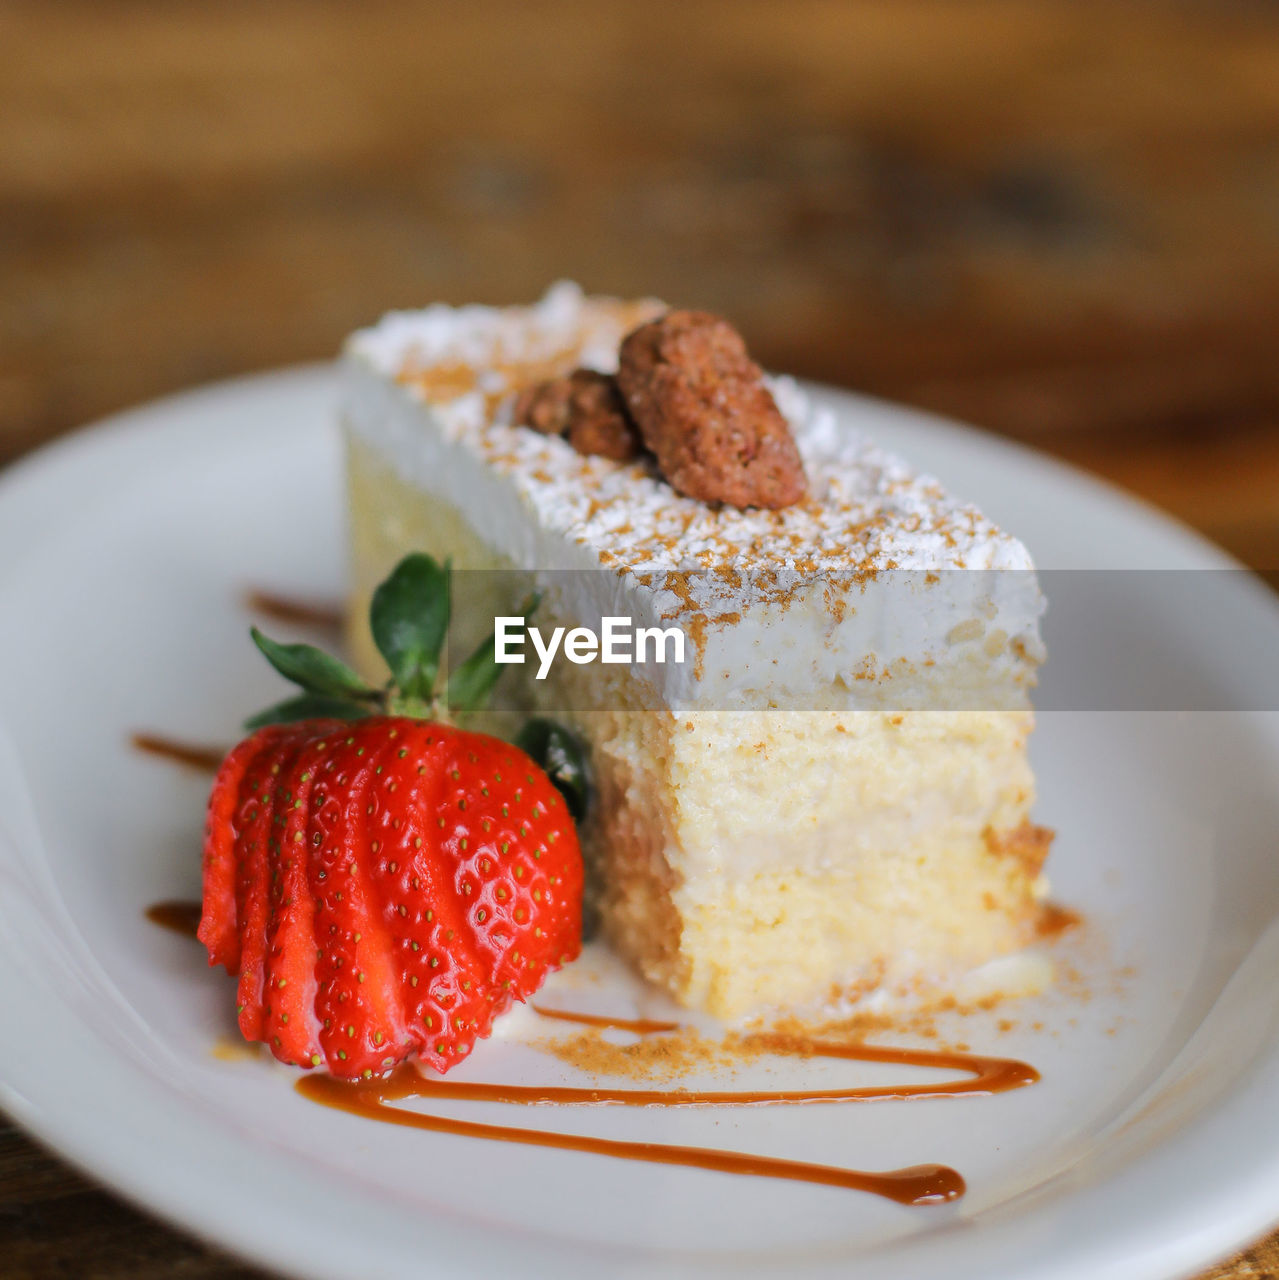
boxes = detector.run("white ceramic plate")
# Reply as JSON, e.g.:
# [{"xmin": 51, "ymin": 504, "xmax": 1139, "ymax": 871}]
[{"xmin": 1, "ymin": 367, "xmax": 1278, "ymax": 1280}]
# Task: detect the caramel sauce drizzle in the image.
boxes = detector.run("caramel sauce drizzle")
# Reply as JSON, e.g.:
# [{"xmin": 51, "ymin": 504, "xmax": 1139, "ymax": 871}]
[
  {"xmin": 130, "ymin": 733, "xmax": 227, "ymax": 772},
  {"xmin": 298, "ymin": 1036, "xmax": 1035, "ymax": 1111},
  {"xmin": 1037, "ymin": 902, "xmax": 1083, "ymax": 941},
  {"xmin": 298, "ymin": 1064, "xmax": 964, "ymax": 1205},
  {"xmin": 295, "ymin": 1006, "xmax": 1039, "ymax": 1205},
  {"xmin": 144, "ymin": 899, "xmax": 203, "ymax": 938},
  {"xmin": 530, "ymin": 1002, "xmax": 681, "ymax": 1035},
  {"xmin": 244, "ymin": 589, "xmax": 345, "ymax": 629}
]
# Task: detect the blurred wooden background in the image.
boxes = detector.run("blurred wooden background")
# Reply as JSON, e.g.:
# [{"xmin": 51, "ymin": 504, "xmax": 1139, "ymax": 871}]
[
  {"xmin": 3, "ymin": 0, "xmax": 1279, "ymax": 577},
  {"xmin": 1, "ymin": 1, "xmax": 1278, "ymax": 1276}
]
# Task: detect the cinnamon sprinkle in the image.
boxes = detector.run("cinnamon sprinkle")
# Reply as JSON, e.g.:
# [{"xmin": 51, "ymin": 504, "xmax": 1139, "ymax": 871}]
[{"xmin": 533, "ymin": 1026, "xmax": 751, "ymax": 1082}]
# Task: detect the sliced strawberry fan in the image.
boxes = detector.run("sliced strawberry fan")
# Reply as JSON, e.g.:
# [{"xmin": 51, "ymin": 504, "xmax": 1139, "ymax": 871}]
[{"xmin": 198, "ymin": 554, "xmax": 589, "ymax": 1079}]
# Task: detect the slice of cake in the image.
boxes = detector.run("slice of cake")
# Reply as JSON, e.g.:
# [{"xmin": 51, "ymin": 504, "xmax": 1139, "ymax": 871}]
[{"xmin": 340, "ymin": 283, "xmax": 1052, "ymax": 1021}]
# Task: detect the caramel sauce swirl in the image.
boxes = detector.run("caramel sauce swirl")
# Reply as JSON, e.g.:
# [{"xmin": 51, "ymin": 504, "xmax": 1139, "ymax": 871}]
[
  {"xmin": 298, "ymin": 1062, "xmax": 965, "ymax": 1205},
  {"xmin": 530, "ymin": 1002, "xmax": 681, "ymax": 1035},
  {"xmin": 130, "ymin": 733, "xmax": 227, "ymax": 772},
  {"xmin": 296, "ymin": 1010, "xmax": 1038, "ymax": 1205},
  {"xmin": 244, "ymin": 589, "xmax": 344, "ymax": 629},
  {"xmin": 144, "ymin": 899, "xmax": 203, "ymax": 938}
]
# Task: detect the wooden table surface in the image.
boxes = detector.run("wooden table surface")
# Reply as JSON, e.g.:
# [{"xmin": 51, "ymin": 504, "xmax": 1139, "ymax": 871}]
[{"xmin": 1, "ymin": 3, "xmax": 1277, "ymax": 1276}]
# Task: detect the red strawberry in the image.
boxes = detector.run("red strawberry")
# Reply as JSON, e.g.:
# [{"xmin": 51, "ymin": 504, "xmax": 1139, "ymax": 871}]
[
  {"xmin": 199, "ymin": 725, "xmax": 288, "ymax": 970},
  {"xmin": 199, "ymin": 555, "xmax": 587, "ymax": 1079}
]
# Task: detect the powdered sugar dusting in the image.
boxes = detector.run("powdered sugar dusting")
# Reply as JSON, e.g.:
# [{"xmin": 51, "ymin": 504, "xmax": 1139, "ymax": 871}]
[
  {"xmin": 345, "ymin": 284, "xmax": 1034, "ymax": 603},
  {"xmin": 351, "ymin": 281, "xmax": 661, "ymax": 383}
]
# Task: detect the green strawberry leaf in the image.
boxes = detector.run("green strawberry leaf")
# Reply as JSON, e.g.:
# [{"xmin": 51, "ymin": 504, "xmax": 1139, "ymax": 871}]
[
  {"xmin": 445, "ymin": 592, "xmax": 540, "ymax": 714},
  {"xmin": 515, "ymin": 717, "xmax": 591, "ymax": 823},
  {"xmin": 245, "ymin": 693, "xmax": 374, "ymax": 730},
  {"xmin": 250, "ymin": 628, "xmax": 376, "ymax": 700},
  {"xmin": 370, "ymin": 554, "xmax": 451, "ymax": 700}
]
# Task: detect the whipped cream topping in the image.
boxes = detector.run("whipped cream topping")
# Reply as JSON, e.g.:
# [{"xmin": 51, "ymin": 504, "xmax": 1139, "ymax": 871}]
[
  {"xmin": 348, "ymin": 284, "xmax": 1032, "ymax": 574},
  {"xmin": 344, "ymin": 284, "xmax": 1045, "ymax": 707}
]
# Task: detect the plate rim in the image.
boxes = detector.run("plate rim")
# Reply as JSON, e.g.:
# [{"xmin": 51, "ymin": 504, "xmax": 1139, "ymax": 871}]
[{"xmin": 1, "ymin": 364, "xmax": 1277, "ymax": 1280}]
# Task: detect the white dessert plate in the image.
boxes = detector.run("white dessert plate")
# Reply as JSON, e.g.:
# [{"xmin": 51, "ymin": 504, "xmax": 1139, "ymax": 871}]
[{"xmin": 1, "ymin": 366, "xmax": 1278, "ymax": 1280}]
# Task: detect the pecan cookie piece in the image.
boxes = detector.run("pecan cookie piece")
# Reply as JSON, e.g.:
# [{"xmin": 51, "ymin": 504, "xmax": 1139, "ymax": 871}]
[
  {"xmin": 562, "ymin": 370, "xmax": 643, "ymax": 461},
  {"xmin": 512, "ymin": 376, "xmax": 573, "ymax": 436},
  {"xmin": 616, "ymin": 310, "xmax": 807, "ymax": 509},
  {"xmin": 514, "ymin": 370, "xmax": 643, "ymax": 461}
]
